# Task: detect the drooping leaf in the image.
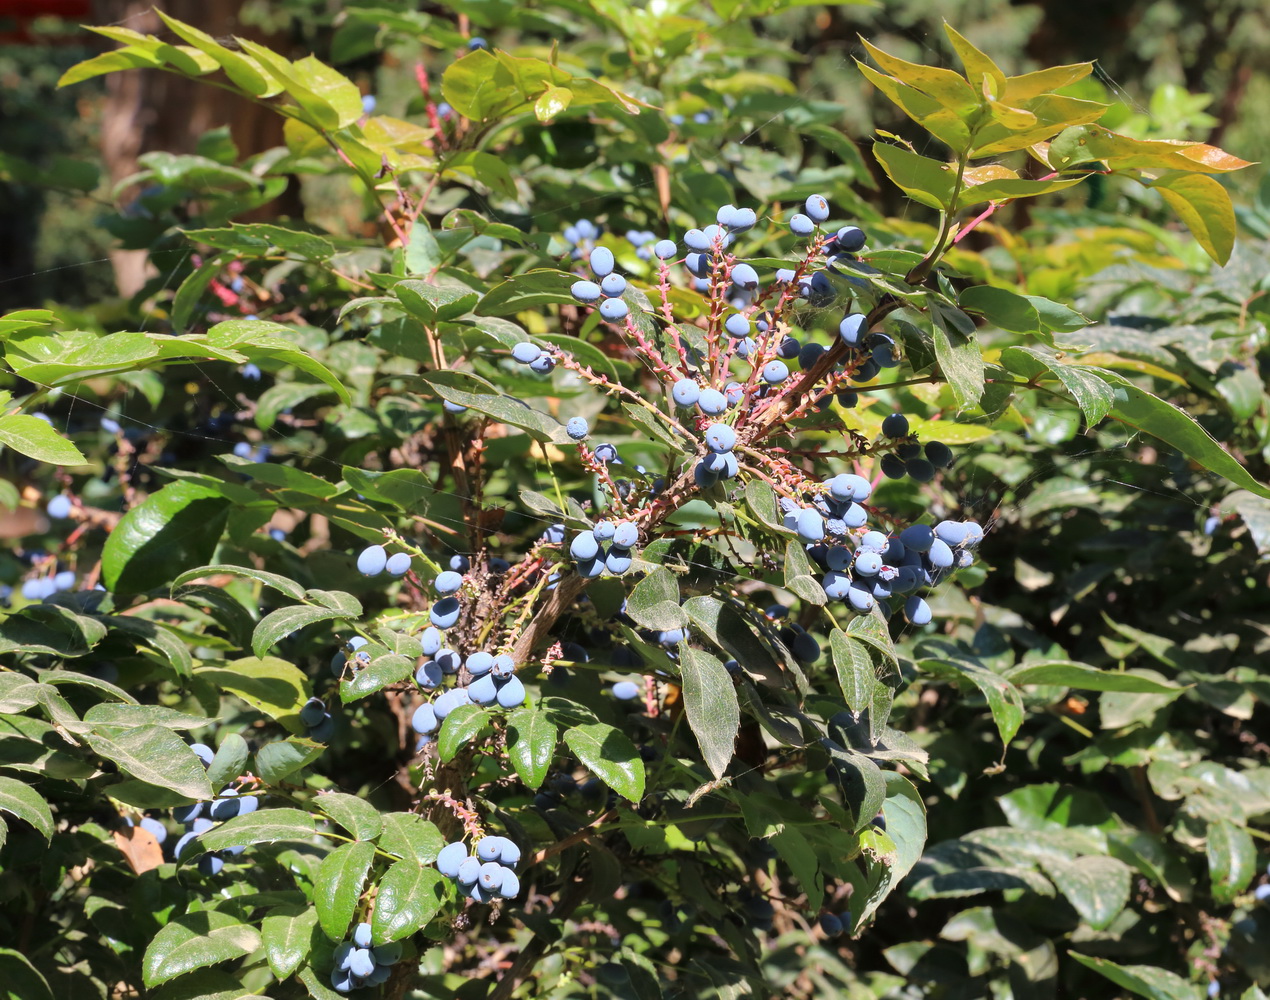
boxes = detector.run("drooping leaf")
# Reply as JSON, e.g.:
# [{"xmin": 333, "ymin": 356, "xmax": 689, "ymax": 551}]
[
  {"xmin": 679, "ymin": 647, "xmax": 740, "ymax": 780},
  {"xmin": 314, "ymin": 841, "xmax": 375, "ymax": 941}
]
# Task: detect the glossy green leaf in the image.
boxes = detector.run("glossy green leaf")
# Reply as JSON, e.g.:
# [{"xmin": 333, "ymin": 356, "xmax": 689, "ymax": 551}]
[
  {"xmin": 564, "ymin": 722, "xmax": 645, "ymax": 802},
  {"xmin": 318, "ymin": 792, "xmax": 383, "ymax": 841},
  {"xmin": 1040, "ymin": 855, "xmax": 1130, "ymax": 929},
  {"xmin": 626, "ymin": 566, "xmax": 687, "ymax": 630},
  {"xmin": 437, "ymin": 704, "xmax": 490, "ymax": 762},
  {"xmin": 197, "ymin": 658, "xmax": 309, "ymax": 725},
  {"xmin": 420, "ymin": 370, "xmax": 570, "ymax": 444},
  {"xmin": 0, "ymin": 949, "xmax": 53, "ymax": 1000},
  {"xmin": 141, "ymin": 910, "xmax": 262, "ymax": 987},
  {"xmin": 210, "ymin": 735, "xmax": 251, "ymax": 789},
  {"xmin": 84, "ymin": 727, "xmax": 212, "ymax": 801},
  {"xmin": 1069, "ymin": 954, "xmax": 1205, "ymax": 1000},
  {"xmin": 254, "ymin": 738, "xmax": 326, "ymax": 784},
  {"xmin": 371, "ymin": 863, "xmax": 446, "ymax": 943},
  {"xmin": 855, "ymin": 774, "xmax": 927, "ymax": 925},
  {"xmin": 261, "ymin": 905, "xmax": 318, "ymax": 980},
  {"xmin": 872, "ymin": 142, "xmax": 957, "ymax": 211},
  {"xmin": 102, "ymin": 482, "xmax": 231, "ymax": 593},
  {"xmin": 679, "ymin": 647, "xmax": 740, "ymax": 780},
  {"xmin": 0, "ymin": 414, "xmax": 86, "ymax": 466},
  {"xmin": 0, "ymin": 776, "xmax": 53, "ymax": 842},
  {"xmin": 377, "ymin": 813, "xmax": 444, "ymax": 865},
  {"xmin": 252, "ymin": 604, "xmax": 354, "ymax": 658},
  {"xmin": 315, "ymin": 840, "xmax": 374, "ymax": 941},
  {"xmin": 506, "ymin": 707, "xmax": 557, "ymax": 790},
  {"xmin": 1147, "ymin": 171, "xmax": 1236, "ymax": 264},
  {"xmin": 1206, "ymin": 819, "xmax": 1256, "ymax": 904},
  {"xmin": 1008, "ymin": 662, "xmax": 1182, "ymax": 693},
  {"xmin": 919, "ymin": 644, "xmax": 1023, "ymax": 750},
  {"xmin": 198, "ymin": 807, "xmax": 318, "ymax": 851}
]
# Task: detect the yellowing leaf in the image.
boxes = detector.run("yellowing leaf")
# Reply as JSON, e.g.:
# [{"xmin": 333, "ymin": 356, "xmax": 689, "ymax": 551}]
[
  {"xmin": 1146, "ymin": 171, "xmax": 1237, "ymax": 265},
  {"xmin": 859, "ymin": 37, "xmax": 977, "ymax": 113},
  {"xmin": 535, "ymin": 86, "xmax": 573, "ymax": 122},
  {"xmin": 944, "ymin": 23, "xmax": 1006, "ymax": 97},
  {"xmin": 1002, "ymin": 62, "xmax": 1093, "ymax": 102}
]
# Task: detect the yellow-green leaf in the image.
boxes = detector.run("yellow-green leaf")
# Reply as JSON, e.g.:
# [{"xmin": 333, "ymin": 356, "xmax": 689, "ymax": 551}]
[
  {"xmin": 1146, "ymin": 171, "xmax": 1237, "ymax": 265},
  {"xmin": 535, "ymin": 86, "xmax": 573, "ymax": 122},
  {"xmin": 872, "ymin": 141, "xmax": 956, "ymax": 211}
]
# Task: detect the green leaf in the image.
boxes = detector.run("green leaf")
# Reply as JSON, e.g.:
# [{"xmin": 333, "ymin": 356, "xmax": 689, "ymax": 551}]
[
  {"xmin": 0, "ymin": 776, "xmax": 53, "ymax": 842},
  {"xmin": 196, "ymin": 658, "xmax": 309, "ymax": 726},
  {"xmin": 339, "ymin": 653, "xmax": 413, "ymax": 701},
  {"xmin": 142, "ymin": 910, "xmax": 262, "ymax": 987},
  {"xmin": 1008, "ymin": 661, "xmax": 1182, "ymax": 693},
  {"xmin": 0, "ymin": 414, "xmax": 86, "ymax": 466},
  {"xmin": 420, "ymin": 370, "xmax": 569, "ymax": 444},
  {"xmin": 919, "ymin": 643, "xmax": 1024, "ymax": 750},
  {"xmin": 198, "ymin": 807, "xmax": 318, "ymax": 851},
  {"xmin": 1069, "ymin": 954, "xmax": 1205, "ymax": 1000},
  {"xmin": 679, "ymin": 647, "xmax": 739, "ymax": 780},
  {"xmin": 999, "ymin": 346, "xmax": 1116, "ymax": 425},
  {"xmin": 153, "ymin": 12, "xmax": 279, "ymax": 96},
  {"xmin": 930, "ymin": 316, "xmax": 985, "ymax": 411},
  {"xmin": 855, "ymin": 774, "xmax": 927, "ymax": 925},
  {"xmin": 261, "ymin": 905, "xmax": 318, "ymax": 980},
  {"xmin": 872, "ymin": 142, "xmax": 957, "ymax": 211},
  {"xmin": 830, "ymin": 630, "xmax": 877, "ymax": 714},
  {"xmin": 371, "ymin": 863, "xmax": 446, "ymax": 943},
  {"xmin": 783, "ymin": 541, "xmax": 826, "ymax": 606},
  {"xmin": 475, "ymin": 268, "xmax": 578, "ymax": 316},
  {"xmin": 83, "ymin": 704, "xmax": 211, "ymax": 731},
  {"xmin": 1206, "ymin": 819, "xmax": 1256, "ymax": 904},
  {"xmin": 318, "ymin": 792, "xmax": 383, "ymax": 841},
  {"xmin": 203, "ymin": 734, "xmax": 250, "ymax": 790},
  {"xmin": 506, "ymin": 707, "xmax": 557, "ymax": 790},
  {"xmin": 83, "ymin": 727, "xmax": 213, "ymax": 801},
  {"xmin": 377, "ymin": 813, "xmax": 444, "ymax": 864},
  {"xmin": 535, "ymin": 85, "xmax": 572, "ymax": 121},
  {"xmin": 0, "ymin": 605, "xmax": 106, "ymax": 657},
  {"xmin": 1040, "ymin": 855, "xmax": 1130, "ymax": 929},
  {"xmin": 315, "ymin": 841, "xmax": 375, "ymax": 941},
  {"xmin": 564, "ymin": 722, "xmax": 645, "ymax": 802},
  {"xmin": 682, "ymin": 595, "xmax": 785, "ymax": 687},
  {"xmin": 825, "ymin": 743, "xmax": 886, "ymax": 832},
  {"xmin": 254, "ymin": 738, "xmax": 326, "ymax": 784},
  {"xmin": 1105, "ymin": 377, "xmax": 1270, "ymax": 499},
  {"xmin": 626, "ymin": 566, "xmax": 687, "ymax": 631},
  {"xmin": 102, "ymin": 482, "xmax": 231, "ymax": 593},
  {"xmin": 173, "ymin": 563, "xmax": 306, "ymax": 601},
  {"xmin": 1148, "ymin": 172, "xmax": 1236, "ymax": 263},
  {"xmin": 0, "ymin": 949, "xmax": 53, "ymax": 1000},
  {"xmin": 437, "ymin": 704, "xmax": 490, "ymax": 762},
  {"xmin": 394, "ymin": 279, "xmax": 479, "ymax": 325},
  {"xmin": 252, "ymin": 604, "xmax": 357, "ymax": 658}
]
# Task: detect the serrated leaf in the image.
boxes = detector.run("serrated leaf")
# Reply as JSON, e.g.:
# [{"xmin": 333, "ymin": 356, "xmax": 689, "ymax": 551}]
[
  {"xmin": 1069, "ymin": 954, "xmax": 1205, "ymax": 1000},
  {"xmin": 377, "ymin": 813, "xmax": 444, "ymax": 864},
  {"xmin": 83, "ymin": 727, "xmax": 212, "ymax": 801},
  {"xmin": 318, "ymin": 792, "xmax": 383, "ymax": 841},
  {"xmin": 141, "ymin": 910, "xmax": 262, "ymax": 987},
  {"xmin": 437, "ymin": 704, "xmax": 489, "ymax": 762},
  {"xmin": 371, "ymin": 863, "xmax": 446, "ymax": 942},
  {"xmin": 0, "ymin": 776, "xmax": 53, "ymax": 842},
  {"xmin": 198, "ymin": 807, "xmax": 317, "ymax": 851},
  {"xmin": 506, "ymin": 707, "xmax": 556, "ymax": 790},
  {"xmin": 315, "ymin": 841, "xmax": 374, "ymax": 941},
  {"xmin": 679, "ymin": 647, "xmax": 740, "ymax": 780},
  {"xmin": 252, "ymin": 604, "xmax": 357, "ymax": 658},
  {"xmin": 0, "ymin": 414, "xmax": 87, "ymax": 466},
  {"xmin": 172, "ymin": 563, "xmax": 307, "ymax": 600},
  {"xmin": 626, "ymin": 566, "xmax": 685, "ymax": 630},
  {"xmin": 262, "ymin": 905, "xmax": 318, "ymax": 980},
  {"xmin": 564, "ymin": 722, "xmax": 645, "ymax": 802},
  {"xmin": 197, "ymin": 658, "xmax": 309, "ymax": 725}
]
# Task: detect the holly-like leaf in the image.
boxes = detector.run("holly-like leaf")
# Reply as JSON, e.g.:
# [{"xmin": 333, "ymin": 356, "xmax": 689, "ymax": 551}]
[
  {"xmin": 314, "ymin": 841, "xmax": 374, "ymax": 941},
  {"xmin": 564, "ymin": 723, "xmax": 645, "ymax": 802}
]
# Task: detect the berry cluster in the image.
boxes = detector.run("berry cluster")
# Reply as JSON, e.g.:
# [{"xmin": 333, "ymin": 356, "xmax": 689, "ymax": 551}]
[
  {"xmin": 567, "ymin": 518, "xmax": 640, "ymax": 578},
  {"xmin": 330, "ymin": 922, "xmax": 402, "ymax": 992},
  {"xmin": 172, "ymin": 742, "xmax": 252, "ymax": 875},
  {"xmin": 355, "ymin": 543, "xmax": 412, "ymax": 578},
  {"xmin": 561, "ymin": 218, "xmax": 600, "ymax": 260},
  {"xmin": 570, "ymin": 246, "xmax": 629, "ymax": 321},
  {"xmin": 435, "ymin": 837, "xmax": 522, "ymax": 902},
  {"xmin": 300, "ymin": 695, "xmax": 335, "ymax": 742},
  {"xmin": 818, "ymin": 908, "xmax": 853, "ymax": 937}
]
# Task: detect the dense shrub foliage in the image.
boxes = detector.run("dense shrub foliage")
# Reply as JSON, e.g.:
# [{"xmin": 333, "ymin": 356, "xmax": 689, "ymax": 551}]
[{"xmin": 0, "ymin": 5, "xmax": 1267, "ymax": 1000}]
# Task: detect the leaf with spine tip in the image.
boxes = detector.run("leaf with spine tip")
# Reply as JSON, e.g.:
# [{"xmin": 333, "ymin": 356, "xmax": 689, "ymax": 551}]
[
  {"xmin": 196, "ymin": 657, "xmax": 309, "ymax": 726},
  {"xmin": 372, "ymin": 863, "xmax": 446, "ymax": 943},
  {"xmin": 173, "ymin": 563, "xmax": 306, "ymax": 601},
  {"xmin": 507, "ymin": 707, "xmax": 557, "ymax": 790},
  {"xmin": 679, "ymin": 647, "xmax": 740, "ymax": 780},
  {"xmin": 251, "ymin": 605, "xmax": 357, "ymax": 658},
  {"xmin": 317, "ymin": 792, "xmax": 383, "ymax": 841},
  {"xmin": 197, "ymin": 807, "xmax": 317, "ymax": 851},
  {"xmin": 141, "ymin": 910, "xmax": 262, "ymax": 987},
  {"xmin": 437, "ymin": 704, "xmax": 490, "ymax": 762},
  {"xmin": 564, "ymin": 722, "xmax": 645, "ymax": 802},
  {"xmin": 314, "ymin": 840, "xmax": 375, "ymax": 941},
  {"xmin": 262, "ymin": 904, "xmax": 318, "ymax": 980},
  {"xmin": 83, "ymin": 727, "xmax": 212, "ymax": 801}
]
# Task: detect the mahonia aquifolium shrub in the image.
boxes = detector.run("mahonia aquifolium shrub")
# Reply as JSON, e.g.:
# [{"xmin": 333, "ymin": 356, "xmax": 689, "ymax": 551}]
[{"xmin": 1, "ymin": 13, "xmax": 1265, "ymax": 1000}]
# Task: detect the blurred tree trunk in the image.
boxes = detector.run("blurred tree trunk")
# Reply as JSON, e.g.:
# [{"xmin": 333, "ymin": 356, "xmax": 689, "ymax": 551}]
[{"xmin": 93, "ymin": 0, "xmax": 302, "ymax": 297}]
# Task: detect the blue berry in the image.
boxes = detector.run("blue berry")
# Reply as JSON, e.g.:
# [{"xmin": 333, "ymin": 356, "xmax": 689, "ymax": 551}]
[
  {"xmin": 593, "ymin": 520, "xmax": 616, "ymax": 542},
  {"xmin": 881, "ymin": 413, "xmax": 910, "ymax": 438},
  {"xmin": 731, "ymin": 263, "xmax": 759, "ymax": 289},
  {"xmin": 468, "ymin": 673, "xmax": 498, "ymax": 705},
  {"xmin": 673, "ymin": 379, "xmax": 701, "ymax": 407},
  {"xmin": 835, "ymin": 226, "xmax": 866, "ymax": 252},
  {"xmin": 775, "ymin": 268, "xmax": 796, "ymax": 282},
  {"xmin": 612, "ymin": 521, "xmax": 638, "ymax": 548},
  {"xmin": 729, "ymin": 207, "xmax": 757, "ymax": 231},
  {"xmin": 925, "ymin": 441, "xmax": 954, "ymax": 468},
  {"xmin": 435, "ymin": 570, "xmax": 463, "ymax": 594},
  {"xmin": 904, "ymin": 596, "xmax": 932, "ymax": 625},
  {"xmin": 777, "ymin": 336, "xmax": 801, "ymax": 359},
  {"xmin": 798, "ymin": 342, "xmax": 825, "ymax": 369},
  {"xmin": 590, "ymin": 246, "xmax": 615, "ymax": 277},
  {"xmin": 46, "ymin": 495, "xmax": 72, "ymax": 519},
  {"xmin": 385, "ymin": 552, "xmax": 411, "ymax": 576},
  {"xmin": 353, "ymin": 923, "xmax": 373, "ymax": 950},
  {"xmin": 605, "ymin": 548, "xmax": 633, "ymax": 574},
  {"xmin": 654, "ymin": 239, "xmax": 677, "ymax": 259},
  {"xmin": 496, "ymin": 676, "xmax": 526, "ymax": 708},
  {"xmin": 762, "ymin": 360, "xmax": 789, "ymax": 384},
  {"xmin": 899, "ymin": 525, "xmax": 933, "ymax": 552},
  {"xmin": 860, "ymin": 530, "xmax": 888, "ymax": 551},
  {"xmin": 357, "ymin": 545, "xmax": 387, "ymax": 576},
  {"xmin": 468, "ymin": 36, "xmax": 488, "ymax": 50},
  {"xmin": 827, "ymin": 473, "xmax": 871, "ymax": 503},
  {"xmin": 571, "ymin": 280, "xmax": 602, "ymax": 302},
  {"xmin": 725, "ymin": 382, "xmax": 744, "ymax": 405},
  {"xmin": 839, "ymin": 314, "xmax": 866, "ymax": 346},
  {"xmin": 698, "ymin": 388, "xmax": 727, "ymax": 415},
  {"xmin": 412, "ymin": 703, "xmax": 438, "ymax": 734},
  {"xmin": 684, "ymin": 229, "xmax": 710, "ymax": 251},
  {"xmin": 566, "ymin": 416, "xmax": 589, "ymax": 440},
  {"xmin": 704, "ymin": 423, "xmax": 736, "ymax": 453},
  {"xmin": 724, "ymin": 313, "xmax": 750, "ymax": 338},
  {"xmin": 599, "ymin": 298, "xmax": 628, "ymax": 321},
  {"xmin": 430, "ymin": 596, "xmax": 461, "ymax": 629},
  {"xmin": 805, "ymin": 194, "xmax": 830, "ymax": 222},
  {"xmin": 789, "ymin": 213, "xmax": 814, "ymax": 236},
  {"xmin": 300, "ymin": 698, "xmax": 326, "ymax": 728},
  {"xmin": 569, "ymin": 532, "xmax": 600, "ymax": 561},
  {"xmin": 612, "ymin": 680, "xmax": 640, "ymax": 700},
  {"xmin": 491, "ymin": 653, "xmax": 515, "ymax": 679},
  {"xmin": 600, "ymin": 273, "xmax": 626, "ymax": 297},
  {"xmin": 594, "ymin": 443, "xmax": 619, "ymax": 463},
  {"xmin": 880, "ymin": 453, "xmax": 906, "ymax": 479},
  {"xmin": 466, "ymin": 651, "xmax": 494, "ymax": 675},
  {"xmin": 928, "ymin": 539, "xmax": 955, "ymax": 569},
  {"xmin": 796, "ymin": 508, "xmax": 825, "ymax": 542},
  {"xmin": 854, "ymin": 552, "xmax": 883, "ymax": 576},
  {"xmin": 694, "ymin": 461, "xmax": 720, "ymax": 489}
]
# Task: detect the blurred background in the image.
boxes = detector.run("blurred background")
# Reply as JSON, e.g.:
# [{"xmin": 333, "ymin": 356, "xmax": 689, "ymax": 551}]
[{"xmin": 2, "ymin": 0, "xmax": 1267, "ymax": 311}]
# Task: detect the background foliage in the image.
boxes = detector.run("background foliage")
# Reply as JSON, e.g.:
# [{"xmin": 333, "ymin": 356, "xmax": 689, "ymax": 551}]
[{"xmin": 0, "ymin": 2, "xmax": 1268, "ymax": 1000}]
